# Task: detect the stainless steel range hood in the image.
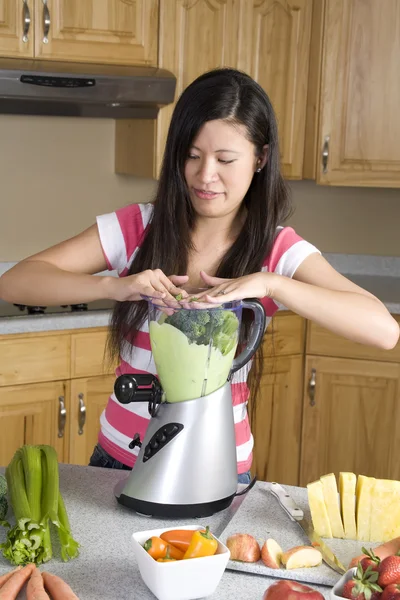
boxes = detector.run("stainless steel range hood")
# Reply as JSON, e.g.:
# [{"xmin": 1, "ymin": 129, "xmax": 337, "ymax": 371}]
[{"xmin": 0, "ymin": 58, "xmax": 176, "ymax": 119}]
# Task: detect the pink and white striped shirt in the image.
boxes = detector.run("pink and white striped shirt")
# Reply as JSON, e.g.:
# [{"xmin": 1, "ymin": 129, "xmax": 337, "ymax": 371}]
[{"xmin": 96, "ymin": 203, "xmax": 320, "ymax": 474}]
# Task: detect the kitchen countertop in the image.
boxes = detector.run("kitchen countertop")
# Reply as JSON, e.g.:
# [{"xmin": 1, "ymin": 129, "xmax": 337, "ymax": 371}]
[
  {"xmin": 0, "ymin": 253, "xmax": 399, "ymax": 335},
  {"xmin": 0, "ymin": 465, "xmax": 333, "ymax": 600}
]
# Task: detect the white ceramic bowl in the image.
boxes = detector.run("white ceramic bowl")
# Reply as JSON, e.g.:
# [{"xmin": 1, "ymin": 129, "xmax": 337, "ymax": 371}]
[
  {"xmin": 131, "ymin": 523, "xmax": 230, "ymax": 600},
  {"xmin": 330, "ymin": 567, "xmax": 357, "ymax": 599}
]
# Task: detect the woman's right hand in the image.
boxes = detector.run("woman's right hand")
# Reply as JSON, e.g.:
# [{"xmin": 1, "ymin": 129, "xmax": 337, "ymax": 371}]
[{"xmin": 108, "ymin": 270, "xmax": 189, "ymax": 303}]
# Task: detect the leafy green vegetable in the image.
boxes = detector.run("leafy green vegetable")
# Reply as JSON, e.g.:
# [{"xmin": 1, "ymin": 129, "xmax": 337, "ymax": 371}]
[
  {"xmin": 0, "ymin": 444, "xmax": 79, "ymax": 566},
  {"xmin": 164, "ymin": 307, "xmax": 239, "ymax": 355},
  {"xmin": 0, "ymin": 496, "xmax": 8, "ymax": 522},
  {"xmin": 0, "ymin": 474, "xmax": 7, "ymax": 497}
]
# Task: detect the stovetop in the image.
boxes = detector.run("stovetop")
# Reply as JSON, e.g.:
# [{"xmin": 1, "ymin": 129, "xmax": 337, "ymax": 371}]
[{"xmin": 0, "ymin": 299, "xmax": 115, "ymax": 317}]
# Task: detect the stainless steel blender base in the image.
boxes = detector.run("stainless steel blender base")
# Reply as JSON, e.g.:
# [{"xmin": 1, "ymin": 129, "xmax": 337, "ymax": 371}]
[{"xmin": 116, "ymin": 490, "xmax": 236, "ymax": 518}]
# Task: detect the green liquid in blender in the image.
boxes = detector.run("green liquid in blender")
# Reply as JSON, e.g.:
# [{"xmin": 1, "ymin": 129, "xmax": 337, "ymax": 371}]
[{"xmin": 149, "ymin": 321, "xmax": 237, "ymax": 403}]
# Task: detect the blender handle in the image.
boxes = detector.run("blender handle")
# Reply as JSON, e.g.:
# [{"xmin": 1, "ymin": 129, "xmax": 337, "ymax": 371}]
[{"xmin": 229, "ymin": 299, "xmax": 266, "ymax": 375}]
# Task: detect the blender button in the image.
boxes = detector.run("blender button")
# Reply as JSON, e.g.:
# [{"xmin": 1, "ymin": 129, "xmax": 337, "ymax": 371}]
[
  {"xmin": 164, "ymin": 424, "xmax": 179, "ymax": 436},
  {"xmin": 156, "ymin": 431, "xmax": 167, "ymax": 443},
  {"xmin": 144, "ymin": 446, "xmax": 152, "ymax": 458},
  {"xmin": 150, "ymin": 438, "xmax": 158, "ymax": 449}
]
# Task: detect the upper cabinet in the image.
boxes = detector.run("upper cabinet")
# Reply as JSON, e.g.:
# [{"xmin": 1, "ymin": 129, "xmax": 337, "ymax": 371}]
[
  {"xmin": 239, "ymin": 1, "xmax": 313, "ymax": 179},
  {"xmin": 0, "ymin": 0, "xmax": 34, "ymax": 57},
  {"xmin": 116, "ymin": 0, "xmax": 313, "ymax": 180},
  {"xmin": 34, "ymin": 0, "xmax": 158, "ymax": 65},
  {"xmin": 307, "ymin": 0, "xmax": 400, "ymax": 187},
  {"xmin": 0, "ymin": 0, "xmax": 158, "ymax": 65}
]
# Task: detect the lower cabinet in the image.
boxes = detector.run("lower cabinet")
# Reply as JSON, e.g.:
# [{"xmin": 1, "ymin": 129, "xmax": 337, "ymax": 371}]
[
  {"xmin": 0, "ymin": 381, "xmax": 68, "ymax": 466},
  {"xmin": 0, "ymin": 327, "xmax": 115, "ymax": 468},
  {"xmin": 299, "ymin": 355, "xmax": 400, "ymax": 486},
  {"xmin": 68, "ymin": 375, "xmax": 115, "ymax": 466}
]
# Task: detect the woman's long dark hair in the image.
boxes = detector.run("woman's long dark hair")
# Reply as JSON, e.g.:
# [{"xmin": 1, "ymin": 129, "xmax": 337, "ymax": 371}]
[{"xmin": 107, "ymin": 68, "xmax": 292, "ymax": 425}]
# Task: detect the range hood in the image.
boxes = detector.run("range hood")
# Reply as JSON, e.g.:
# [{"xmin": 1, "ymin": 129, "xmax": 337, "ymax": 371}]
[{"xmin": 0, "ymin": 58, "xmax": 176, "ymax": 119}]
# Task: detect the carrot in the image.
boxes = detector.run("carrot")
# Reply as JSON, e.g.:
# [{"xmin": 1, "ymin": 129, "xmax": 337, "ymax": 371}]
[
  {"xmin": 42, "ymin": 572, "xmax": 80, "ymax": 600},
  {"xmin": 0, "ymin": 563, "xmax": 35, "ymax": 599},
  {"xmin": 26, "ymin": 567, "xmax": 50, "ymax": 600},
  {"xmin": 0, "ymin": 567, "xmax": 22, "ymax": 588}
]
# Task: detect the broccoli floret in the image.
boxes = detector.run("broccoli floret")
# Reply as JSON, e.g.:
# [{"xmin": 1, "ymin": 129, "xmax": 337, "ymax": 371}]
[
  {"xmin": 0, "ymin": 474, "xmax": 7, "ymax": 497},
  {"xmin": 164, "ymin": 307, "xmax": 239, "ymax": 354}
]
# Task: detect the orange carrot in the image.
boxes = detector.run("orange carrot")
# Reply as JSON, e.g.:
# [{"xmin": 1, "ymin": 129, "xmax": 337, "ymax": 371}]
[
  {"xmin": 0, "ymin": 567, "xmax": 22, "ymax": 588},
  {"xmin": 26, "ymin": 567, "xmax": 50, "ymax": 600},
  {"xmin": 0, "ymin": 563, "xmax": 35, "ymax": 599},
  {"xmin": 42, "ymin": 572, "xmax": 80, "ymax": 600}
]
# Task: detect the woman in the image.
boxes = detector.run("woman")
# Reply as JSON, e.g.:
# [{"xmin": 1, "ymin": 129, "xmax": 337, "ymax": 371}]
[{"xmin": 0, "ymin": 69, "xmax": 398, "ymax": 484}]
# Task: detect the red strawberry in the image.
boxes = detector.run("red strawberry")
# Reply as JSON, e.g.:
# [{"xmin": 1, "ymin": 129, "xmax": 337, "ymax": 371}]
[
  {"xmin": 381, "ymin": 584, "xmax": 400, "ymax": 600},
  {"xmin": 343, "ymin": 564, "xmax": 383, "ymax": 600},
  {"xmin": 361, "ymin": 547, "xmax": 381, "ymax": 573},
  {"xmin": 379, "ymin": 555, "xmax": 400, "ymax": 587}
]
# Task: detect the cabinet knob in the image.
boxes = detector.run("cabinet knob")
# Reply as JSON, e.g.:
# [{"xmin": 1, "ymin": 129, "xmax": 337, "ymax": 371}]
[
  {"xmin": 308, "ymin": 368, "xmax": 317, "ymax": 406},
  {"xmin": 78, "ymin": 393, "xmax": 86, "ymax": 435},
  {"xmin": 22, "ymin": 1, "xmax": 31, "ymax": 43},
  {"xmin": 42, "ymin": 0, "xmax": 51, "ymax": 44},
  {"xmin": 58, "ymin": 396, "xmax": 66, "ymax": 438},
  {"xmin": 322, "ymin": 135, "xmax": 330, "ymax": 174}
]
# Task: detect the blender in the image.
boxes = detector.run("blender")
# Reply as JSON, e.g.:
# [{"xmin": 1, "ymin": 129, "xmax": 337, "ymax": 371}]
[{"xmin": 113, "ymin": 295, "xmax": 265, "ymax": 518}]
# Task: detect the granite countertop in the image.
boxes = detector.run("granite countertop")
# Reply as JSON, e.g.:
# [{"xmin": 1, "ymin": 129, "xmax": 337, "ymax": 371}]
[
  {"xmin": 0, "ymin": 253, "xmax": 399, "ymax": 335},
  {"xmin": 0, "ymin": 465, "xmax": 332, "ymax": 600}
]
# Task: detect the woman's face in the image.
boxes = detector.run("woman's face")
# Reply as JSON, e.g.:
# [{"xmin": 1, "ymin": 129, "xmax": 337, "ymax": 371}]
[{"xmin": 184, "ymin": 119, "xmax": 262, "ymax": 221}]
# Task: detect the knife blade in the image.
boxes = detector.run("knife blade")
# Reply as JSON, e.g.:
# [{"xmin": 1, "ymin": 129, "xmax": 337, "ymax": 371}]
[{"xmin": 268, "ymin": 481, "xmax": 346, "ymax": 575}]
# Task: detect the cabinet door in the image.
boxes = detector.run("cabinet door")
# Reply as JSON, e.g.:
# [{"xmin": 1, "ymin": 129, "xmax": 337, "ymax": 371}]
[
  {"xmin": 300, "ymin": 356, "xmax": 400, "ymax": 486},
  {"xmin": 0, "ymin": 381, "xmax": 68, "ymax": 467},
  {"xmin": 318, "ymin": 0, "xmax": 400, "ymax": 187},
  {"xmin": 34, "ymin": 0, "xmax": 158, "ymax": 65},
  {"xmin": 0, "ymin": 0, "xmax": 34, "ymax": 57},
  {"xmin": 239, "ymin": 0, "xmax": 313, "ymax": 179},
  {"xmin": 251, "ymin": 354, "xmax": 304, "ymax": 486},
  {"xmin": 68, "ymin": 375, "xmax": 114, "ymax": 466}
]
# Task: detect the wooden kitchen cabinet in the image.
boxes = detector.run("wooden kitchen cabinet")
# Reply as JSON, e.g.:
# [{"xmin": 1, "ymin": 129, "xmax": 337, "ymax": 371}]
[
  {"xmin": 0, "ymin": 0, "xmax": 34, "ymax": 58},
  {"xmin": 0, "ymin": 1, "xmax": 158, "ymax": 65},
  {"xmin": 250, "ymin": 312, "xmax": 306, "ymax": 486},
  {"xmin": 0, "ymin": 327, "xmax": 115, "ymax": 468},
  {"xmin": 34, "ymin": 0, "xmax": 158, "ymax": 66},
  {"xmin": 0, "ymin": 380, "xmax": 68, "ymax": 467},
  {"xmin": 68, "ymin": 375, "xmax": 115, "ymax": 466},
  {"xmin": 300, "ymin": 355, "xmax": 400, "ymax": 486},
  {"xmin": 306, "ymin": 0, "xmax": 400, "ymax": 187},
  {"xmin": 115, "ymin": 0, "xmax": 313, "ymax": 180}
]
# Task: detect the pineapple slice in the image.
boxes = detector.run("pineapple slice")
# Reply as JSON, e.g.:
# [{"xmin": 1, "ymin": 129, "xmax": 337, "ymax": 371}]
[
  {"xmin": 307, "ymin": 480, "xmax": 333, "ymax": 538},
  {"xmin": 339, "ymin": 472, "xmax": 357, "ymax": 539},
  {"xmin": 356, "ymin": 475, "xmax": 375, "ymax": 542},
  {"xmin": 370, "ymin": 478, "xmax": 400, "ymax": 542},
  {"xmin": 320, "ymin": 473, "xmax": 345, "ymax": 538}
]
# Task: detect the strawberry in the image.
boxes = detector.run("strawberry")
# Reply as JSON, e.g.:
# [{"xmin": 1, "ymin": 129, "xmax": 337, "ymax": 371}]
[
  {"xmin": 379, "ymin": 555, "xmax": 400, "ymax": 587},
  {"xmin": 381, "ymin": 584, "xmax": 400, "ymax": 600},
  {"xmin": 342, "ymin": 564, "xmax": 383, "ymax": 600},
  {"xmin": 360, "ymin": 547, "xmax": 382, "ymax": 573}
]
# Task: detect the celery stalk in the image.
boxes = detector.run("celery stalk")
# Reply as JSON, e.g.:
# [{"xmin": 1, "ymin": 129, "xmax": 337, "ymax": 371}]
[{"xmin": 57, "ymin": 491, "xmax": 80, "ymax": 561}]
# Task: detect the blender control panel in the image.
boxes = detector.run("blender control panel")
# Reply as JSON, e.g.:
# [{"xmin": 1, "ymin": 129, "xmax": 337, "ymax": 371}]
[{"xmin": 143, "ymin": 422, "xmax": 184, "ymax": 462}]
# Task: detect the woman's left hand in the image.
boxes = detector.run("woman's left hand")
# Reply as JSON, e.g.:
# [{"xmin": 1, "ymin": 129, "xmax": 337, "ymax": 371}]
[{"xmin": 194, "ymin": 271, "xmax": 275, "ymax": 303}]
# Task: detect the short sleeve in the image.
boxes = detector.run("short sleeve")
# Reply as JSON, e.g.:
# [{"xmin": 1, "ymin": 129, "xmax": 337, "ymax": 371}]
[
  {"xmin": 265, "ymin": 226, "xmax": 320, "ymax": 278},
  {"xmin": 96, "ymin": 203, "xmax": 154, "ymax": 274}
]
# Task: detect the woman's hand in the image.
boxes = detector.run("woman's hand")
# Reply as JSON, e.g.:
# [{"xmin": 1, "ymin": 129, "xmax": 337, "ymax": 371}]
[
  {"xmin": 194, "ymin": 271, "xmax": 275, "ymax": 303},
  {"xmin": 109, "ymin": 270, "xmax": 189, "ymax": 304}
]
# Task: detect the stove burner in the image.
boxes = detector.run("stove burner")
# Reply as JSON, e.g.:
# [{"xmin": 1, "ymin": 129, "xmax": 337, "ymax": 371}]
[{"xmin": 14, "ymin": 303, "xmax": 47, "ymax": 315}]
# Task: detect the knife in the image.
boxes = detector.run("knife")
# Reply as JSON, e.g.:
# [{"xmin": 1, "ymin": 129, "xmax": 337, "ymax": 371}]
[{"xmin": 268, "ymin": 481, "xmax": 346, "ymax": 575}]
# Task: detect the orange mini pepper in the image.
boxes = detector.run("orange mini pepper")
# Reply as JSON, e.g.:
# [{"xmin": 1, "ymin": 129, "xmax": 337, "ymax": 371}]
[
  {"xmin": 160, "ymin": 529, "xmax": 197, "ymax": 553},
  {"xmin": 183, "ymin": 526, "xmax": 218, "ymax": 559},
  {"xmin": 144, "ymin": 536, "xmax": 184, "ymax": 561},
  {"xmin": 157, "ymin": 548, "xmax": 177, "ymax": 562}
]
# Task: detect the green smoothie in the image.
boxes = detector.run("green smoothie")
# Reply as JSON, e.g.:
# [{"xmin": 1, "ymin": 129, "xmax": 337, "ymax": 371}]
[{"xmin": 149, "ymin": 321, "xmax": 237, "ymax": 403}]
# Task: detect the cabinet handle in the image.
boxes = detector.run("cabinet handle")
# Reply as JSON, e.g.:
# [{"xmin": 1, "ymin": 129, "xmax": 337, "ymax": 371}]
[
  {"xmin": 42, "ymin": 0, "xmax": 50, "ymax": 44},
  {"xmin": 78, "ymin": 393, "xmax": 86, "ymax": 435},
  {"xmin": 22, "ymin": 0, "xmax": 31, "ymax": 43},
  {"xmin": 322, "ymin": 135, "xmax": 330, "ymax": 174},
  {"xmin": 58, "ymin": 396, "xmax": 66, "ymax": 438},
  {"xmin": 308, "ymin": 368, "xmax": 316, "ymax": 406}
]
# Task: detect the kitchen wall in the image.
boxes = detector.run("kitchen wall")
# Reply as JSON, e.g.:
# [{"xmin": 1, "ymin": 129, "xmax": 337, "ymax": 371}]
[{"xmin": 0, "ymin": 115, "xmax": 399, "ymax": 261}]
